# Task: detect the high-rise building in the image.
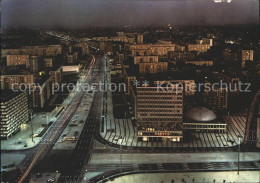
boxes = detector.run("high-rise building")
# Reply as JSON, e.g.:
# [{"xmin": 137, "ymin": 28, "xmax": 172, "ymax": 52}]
[
  {"xmin": 241, "ymin": 50, "xmax": 254, "ymax": 68},
  {"xmin": 0, "ymin": 90, "xmax": 29, "ymax": 139},
  {"xmin": 187, "ymin": 44, "xmax": 211, "ymax": 53},
  {"xmin": 184, "ymin": 60, "xmax": 213, "ymax": 66},
  {"xmin": 33, "ymin": 76, "xmax": 52, "ymax": 108},
  {"xmin": 6, "ymin": 55, "xmax": 29, "ymax": 66},
  {"xmin": 131, "ymin": 82, "xmax": 183, "ymax": 142},
  {"xmin": 2, "ymin": 45, "xmax": 62, "ymax": 57},
  {"xmin": 156, "ymin": 80, "xmax": 196, "ymax": 96},
  {"xmin": 126, "ymin": 42, "xmax": 175, "ymax": 56},
  {"xmin": 196, "ymin": 38, "xmax": 214, "ymax": 47},
  {"xmin": 44, "ymin": 57, "xmax": 53, "ymax": 68},
  {"xmin": 0, "ymin": 74, "xmax": 35, "ymax": 90},
  {"xmin": 29, "ymin": 56, "xmax": 43, "ymax": 73},
  {"xmin": 49, "ymin": 66, "xmax": 63, "ymax": 84},
  {"xmin": 135, "ymin": 34, "xmax": 143, "ymax": 44},
  {"xmin": 134, "ymin": 56, "xmax": 158, "ymax": 65},
  {"xmin": 204, "ymin": 83, "xmax": 228, "ymax": 111}
]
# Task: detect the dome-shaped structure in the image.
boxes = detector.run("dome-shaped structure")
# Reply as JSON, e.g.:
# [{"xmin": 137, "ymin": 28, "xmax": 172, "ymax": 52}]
[{"xmin": 185, "ymin": 107, "xmax": 217, "ymax": 122}]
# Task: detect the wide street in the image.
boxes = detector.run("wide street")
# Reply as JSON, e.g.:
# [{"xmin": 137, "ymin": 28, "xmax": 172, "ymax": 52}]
[{"xmin": 15, "ymin": 52, "xmax": 98, "ymax": 183}]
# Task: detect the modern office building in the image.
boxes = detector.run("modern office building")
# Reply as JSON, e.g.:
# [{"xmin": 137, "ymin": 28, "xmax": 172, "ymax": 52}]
[
  {"xmin": 131, "ymin": 82, "xmax": 183, "ymax": 142},
  {"xmin": 0, "ymin": 90, "xmax": 29, "ymax": 139}
]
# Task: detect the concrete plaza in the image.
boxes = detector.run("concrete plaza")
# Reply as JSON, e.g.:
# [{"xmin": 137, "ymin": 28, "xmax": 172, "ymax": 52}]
[{"xmin": 108, "ymin": 171, "xmax": 260, "ymax": 183}]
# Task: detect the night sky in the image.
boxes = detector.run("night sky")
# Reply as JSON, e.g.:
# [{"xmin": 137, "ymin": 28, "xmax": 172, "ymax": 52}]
[{"xmin": 2, "ymin": 0, "xmax": 259, "ymax": 28}]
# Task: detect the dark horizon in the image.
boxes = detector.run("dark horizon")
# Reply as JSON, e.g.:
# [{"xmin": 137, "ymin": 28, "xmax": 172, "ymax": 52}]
[{"xmin": 2, "ymin": 0, "xmax": 259, "ymax": 29}]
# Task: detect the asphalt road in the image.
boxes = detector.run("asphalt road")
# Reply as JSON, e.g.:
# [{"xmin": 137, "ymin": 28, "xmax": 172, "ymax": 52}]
[
  {"xmin": 55, "ymin": 55, "xmax": 105, "ymax": 183},
  {"xmin": 16, "ymin": 54, "xmax": 97, "ymax": 183}
]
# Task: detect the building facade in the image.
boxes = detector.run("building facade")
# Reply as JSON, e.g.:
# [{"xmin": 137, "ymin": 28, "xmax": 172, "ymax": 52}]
[
  {"xmin": 126, "ymin": 43, "xmax": 175, "ymax": 56},
  {"xmin": 0, "ymin": 74, "xmax": 35, "ymax": 90},
  {"xmin": 139, "ymin": 62, "xmax": 168, "ymax": 74},
  {"xmin": 132, "ymin": 83, "xmax": 183, "ymax": 142},
  {"xmin": 184, "ymin": 60, "xmax": 213, "ymax": 66},
  {"xmin": 134, "ymin": 55, "xmax": 158, "ymax": 65},
  {"xmin": 2, "ymin": 45, "xmax": 62, "ymax": 57},
  {"xmin": 204, "ymin": 83, "xmax": 228, "ymax": 111},
  {"xmin": 187, "ymin": 44, "xmax": 211, "ymax": 53},
  {"xmin": 241, "ymin": 50, "xmax": 254, "ymax": 69},
  {"xmin": 0, "ymin": 90, "xmax": 29, "ymax": 139},
  {"xmin": 6, "ymin": 55, "xmax": 29, "ymax": 66}
]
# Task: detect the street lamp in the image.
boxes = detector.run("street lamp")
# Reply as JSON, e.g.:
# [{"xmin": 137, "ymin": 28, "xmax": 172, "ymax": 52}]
[
  {"xmin": 118, "ymin": 137, "xmax": 124, "ymax": 173},
  {"xmin": 237, "ymin": 135, "xmax": 242, "ymax": 175},
  {"xmin": 55, "ymin": 170, "xmax": 58, "ymax": 181}
]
